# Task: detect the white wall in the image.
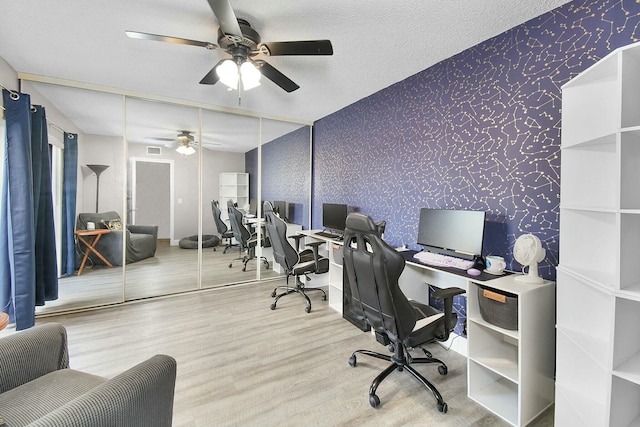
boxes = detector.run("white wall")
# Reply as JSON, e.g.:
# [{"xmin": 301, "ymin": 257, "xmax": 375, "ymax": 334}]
[{"xmin": 127, "ymin": 143, "xmax": 245, "ymax": 241}]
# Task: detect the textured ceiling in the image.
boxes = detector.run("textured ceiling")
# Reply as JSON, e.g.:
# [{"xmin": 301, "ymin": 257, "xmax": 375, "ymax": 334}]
[{"xmin": 0, "ymin": 0, "xmax": 570, "ymax": 148}]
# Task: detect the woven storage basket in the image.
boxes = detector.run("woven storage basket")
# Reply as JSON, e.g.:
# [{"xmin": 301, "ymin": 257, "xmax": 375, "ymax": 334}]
[{"xmin": 478, "ymin": 285, "xmax": 518, "ymax": 330}]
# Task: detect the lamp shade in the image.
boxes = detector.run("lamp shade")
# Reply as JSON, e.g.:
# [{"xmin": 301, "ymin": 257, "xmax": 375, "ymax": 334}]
[
  {"xmin": 240, "ymin": 61, "xmax": 261, "ymax": 90},
  {"xmin": 176, "ymin": 145, "xmax": 196, "ymax": 156},
  {"xmin": 216, "ymin": 59, "xmax": 239, "ymax": 90}
]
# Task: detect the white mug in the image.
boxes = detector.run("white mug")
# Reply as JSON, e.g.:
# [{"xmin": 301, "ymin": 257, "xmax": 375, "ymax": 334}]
[
  {"xmin": 486, "ymin": 255, "xmax": 506, "ymax": 274},
  {"xmin": 87, "ymin": 221, "xmax": 95, "ymax": 231}
]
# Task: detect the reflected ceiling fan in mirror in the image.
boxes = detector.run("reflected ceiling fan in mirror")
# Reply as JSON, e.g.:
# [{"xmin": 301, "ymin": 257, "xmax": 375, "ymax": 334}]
[
  {"xmin": 145, "ymin": 130, "xmax": 219, "ymax": 156},
  {"xmin": 126, "ymin": 0, "xmax": 333, "ymax": 101}
]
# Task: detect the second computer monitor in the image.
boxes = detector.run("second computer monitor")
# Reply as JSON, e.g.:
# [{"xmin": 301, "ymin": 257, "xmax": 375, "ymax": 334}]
[
  {"xmin": 322, "ymin": 203, "xmax": 348, "ymax": 233},
  {"xmin": 272, "ymin": 200, "xmax": 288, "ymax": 221}
]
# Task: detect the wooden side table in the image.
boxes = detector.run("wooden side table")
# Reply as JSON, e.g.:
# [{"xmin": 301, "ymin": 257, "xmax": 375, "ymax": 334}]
[
  {"xmin": 75, "ymin": 229, "xmax": 113, "ymax": 275},
  {"xmin": 0, "ymin": 312, "xmax": 9, "ymax": 330}
]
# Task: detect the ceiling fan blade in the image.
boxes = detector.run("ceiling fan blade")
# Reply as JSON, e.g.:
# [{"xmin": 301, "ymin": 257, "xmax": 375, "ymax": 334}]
[
  {"xmin": 199, "ymin": 59, "xmax": 226, "ymax": 85},
  {"xmin": 260, "ymin": 40, "xmax": 333, "ymax": 56},
  {"xmin": 125, "ymin": 31, "xmax": 217, "ymax": 50},
  {"xmin": 207, "ymin": 0, "xmax": 242, "ymax": 41},
  {"xmin": 254, "ymin": 60, "xmax": 300, "ymax": 93}
]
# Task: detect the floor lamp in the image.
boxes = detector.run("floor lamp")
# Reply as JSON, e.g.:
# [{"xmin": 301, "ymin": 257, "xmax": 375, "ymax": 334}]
[{"xmin": 86, "ymin": 164, "xmax": 109, "ymax": 213}]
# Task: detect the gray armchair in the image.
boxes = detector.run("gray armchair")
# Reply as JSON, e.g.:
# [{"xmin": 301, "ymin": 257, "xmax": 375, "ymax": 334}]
[
  {"xmin": 76, "ymin": 211, "xmax": 158, "ymax": 266},
  {"xmin": 0, "ymin": 323, "xmax": 176, "ymax": 427}
]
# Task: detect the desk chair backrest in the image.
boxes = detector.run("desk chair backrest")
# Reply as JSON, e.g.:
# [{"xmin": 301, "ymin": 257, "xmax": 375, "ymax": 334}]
[
  {"xmin": 227, "ymin": 200, "xmax": 251, "ymax": 246},
  {"xmin": 264, "ymin": 201, "xmax": 299, "ymax": 272},
  {"xmin": 211, "ymin": 200, "xmax": 228, "ymax": 235},
  {"xmin": 343, "ymin": 212, "xmax": 416, "ymax": 344}
]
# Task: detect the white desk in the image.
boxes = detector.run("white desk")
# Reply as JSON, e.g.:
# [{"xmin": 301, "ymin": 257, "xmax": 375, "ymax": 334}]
[{"xmin": 299, "ymin": 230, "xmax": 556, "ymax": 427}]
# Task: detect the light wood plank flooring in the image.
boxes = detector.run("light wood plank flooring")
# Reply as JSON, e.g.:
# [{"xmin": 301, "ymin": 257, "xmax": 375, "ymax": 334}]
[
  {"xmin": 5, "ymin": 280, "xmax": 554, "ymax": 426},
  {"xmin": 37, "ymin": 240, "xmax": 281, "ymax": 314}
]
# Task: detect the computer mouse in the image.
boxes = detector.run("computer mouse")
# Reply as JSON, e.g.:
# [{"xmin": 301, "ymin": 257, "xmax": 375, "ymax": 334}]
[{"xmin": 467, "ymin": 268, "xmax": 481, "ymax": 276}]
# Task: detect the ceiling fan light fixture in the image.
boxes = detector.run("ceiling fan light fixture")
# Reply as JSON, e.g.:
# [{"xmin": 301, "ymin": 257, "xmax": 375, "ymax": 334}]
[
  {"xmin": 176, "ymin": 144, "xmax": 196, "ymax": 156},
  {"xmin": 240, "ymin": 61, "xmax": 261, "ymax": 90},
  {"xmin": 216, "ymin": 59, "xmax": 239, "ymax": 89}
]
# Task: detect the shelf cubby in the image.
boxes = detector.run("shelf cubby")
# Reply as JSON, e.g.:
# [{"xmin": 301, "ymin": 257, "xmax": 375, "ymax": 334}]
[
  {"xmin": 620, "ymin": 130, "xmax": 640, "ymax": 209},
  {"xmin": 558, "ymin": 209, "xmax": 618, "ymax": 287},
  {"xmin": 620, "ymin": 213, "xmax": 640, "ymax": 293},
  {"xmin": 560, "ymin": 133, "xmax": 617, "ymax": 210},
  {"xmin": 468, "ymin": 360, "xmax": 518, "ymax": 426},
  {"xmin": 467, "ymin": 322, "xmax": 518, "ymax": 383},
  {"xmin": 613, "ymin": 298, "xmax": 640, "ymax": 384},
  {"xmin": 621, "ymin": 48, "xmax": 640, "ymax": 129},
  {"xmin": 610, "ymin": 376, "xmax": 640, "ymax": 427},
  {"xmin": 561, "ymin": 69, "xmax": 619, "ymax": 147}
]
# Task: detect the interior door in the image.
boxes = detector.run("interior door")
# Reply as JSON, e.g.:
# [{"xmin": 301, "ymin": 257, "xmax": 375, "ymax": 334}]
[{"xmin": 132, "ymin": 160, "xmax": 171, "ymax": 239}]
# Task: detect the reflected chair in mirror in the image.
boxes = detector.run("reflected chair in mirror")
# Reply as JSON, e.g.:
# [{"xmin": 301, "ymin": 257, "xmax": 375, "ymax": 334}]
[
  {"xmin": 342, "ymin": 212, "xmax": 465, "ymax": 412},
  {"xmin": 227, "ymin": 200, "xmax": 269, "ymax": 272},
  {"xmin": 211, "ymin": 200, "xmax": 235, "ymax": 253},
  {"xmin": 264, "ymin": 201, "xmax": 329, "ymax": 313}
]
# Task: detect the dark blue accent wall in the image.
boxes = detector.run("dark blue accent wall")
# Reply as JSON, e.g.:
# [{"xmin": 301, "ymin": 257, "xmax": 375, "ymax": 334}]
[
  {"xmin": 246, "ymin": 126, "xmax": 311, "ymax": 227},
  {"xmin": 312, "ymin": 0, "xmax": 640, "ymax": 280}
]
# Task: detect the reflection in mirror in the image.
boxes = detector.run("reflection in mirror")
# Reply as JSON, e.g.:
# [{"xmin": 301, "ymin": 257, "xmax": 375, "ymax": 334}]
[
  {"xmin": 258, "ymin": 119, "xmax": 311, "ymax": 229},
  {"xmin": 246, "ymin": 119, "xmax": 311, "ymax": 282},
  {"xmin": 124, "ymin": 98, "xmax": 199, "ymax": 300},
  {"xmin": 201, "ymin": 110, "xmax": 269, "ymax": 288},
  {"xmin": 23, "ymin": 82, "xmax": 126, "ymax": 314}
]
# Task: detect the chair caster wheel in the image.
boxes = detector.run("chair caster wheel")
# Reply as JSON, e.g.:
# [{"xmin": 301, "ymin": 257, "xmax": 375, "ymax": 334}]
[
  {"xmin": 369, "ymin": 394, "xmax": 380, "ymax": 408},
  {"xmin": 271, "ymin": 291, "xmax": 277, "ymax": 297},
  {"xmin": 270, "ymin": 303, "xmax": 276, "ymax": 310},
  {"xmin": 438, "ymin": 365, "xmax": 448, "ymax": 375},
  {"xmin": 305, "ymin": 306, "xmax": 311, "ymax": 313},
  {"xmin": 422, "ymin": 349, "xmax": 432, "ymax": 358},
  {"xmin": 387, "ymin": 344, "xmax": 395, "ymax": 353},
  {"xmin": 437, "ymin": 402, "xmax": 448, "ymax": 413},
  {"xmin": 348, "ymin": 355, "xmax": 357, "ymax": 367},
  {"xmin": 242, "ymin": 267, "xmax": 247, "ymax": 272},
  {"xmin": 321, "ymin": 295, "xmax": 327, "ymax": 301},
  {"xmin": 228, "ymin": 263, "xmax": 233, "ymax": 268}
]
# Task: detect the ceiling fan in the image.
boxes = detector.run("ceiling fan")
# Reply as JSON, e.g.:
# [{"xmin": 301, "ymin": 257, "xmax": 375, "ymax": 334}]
[
  {"xmin": 145, "ymin": 131, "xmax": 219, "ymax": 155},
  {"xmin": 125, "ymin": 0, "xmax": 333, "ymax": 93}
]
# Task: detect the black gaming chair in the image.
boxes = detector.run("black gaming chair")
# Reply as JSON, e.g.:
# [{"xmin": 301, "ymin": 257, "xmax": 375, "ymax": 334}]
[
  {"xmin": 211, "ymin": 200, "xmax": 235, "ymax": 253},
  {"xmin": 342, "ymin": 212, "xmax": 465, "ymax": 412},
  {"xmin": 263, "ymin": 201, "xmax": 329, "ymax": 313},
  {"xmin": 227, "ymin": 200, "xmax": 269, "ymax": 271}
]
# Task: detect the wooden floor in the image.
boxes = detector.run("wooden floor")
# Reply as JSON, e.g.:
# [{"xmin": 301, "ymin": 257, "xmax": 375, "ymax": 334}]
[
  {"xmin": 36, "ymin": 240, "xmax": 281, "ymax": 314},
  {"xmin": 7, "ymin": 280, "xmax": 554, "ymax": 427}
]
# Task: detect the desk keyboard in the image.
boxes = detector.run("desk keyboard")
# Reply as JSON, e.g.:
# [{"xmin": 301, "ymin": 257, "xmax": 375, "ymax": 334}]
[
  {"xmin": 315, "ymin": 231, "xmax": 341, "ymax": 240},
  {"xmin": 413, "ymin": 251, "xmax": 475, "ymax": 270}
]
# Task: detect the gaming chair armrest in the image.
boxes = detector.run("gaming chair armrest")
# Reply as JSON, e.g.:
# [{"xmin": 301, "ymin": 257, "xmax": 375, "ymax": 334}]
[
  {"xmin": 305, "ymin": 240, "xmax": 329, "ymax": 274},
  {"xmin": 431, "ymin": 287, "xmax": 466, "ymax": 339}
]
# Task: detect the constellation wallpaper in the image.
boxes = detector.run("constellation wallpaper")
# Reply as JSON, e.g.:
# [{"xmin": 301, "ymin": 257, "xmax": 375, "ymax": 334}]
[
  {"xmin": 246, "ymin": 125, "xmax": 311, "ymax": 226},
  {"xmin": 312, "ymin": 0, "xmax": 640, "ymax": 281}
]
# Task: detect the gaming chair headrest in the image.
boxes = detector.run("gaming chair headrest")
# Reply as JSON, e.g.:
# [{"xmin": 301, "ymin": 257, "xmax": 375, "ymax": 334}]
[
  {"xmin": 263, "ymin": 201, "xmax": 274, "ymax": 214},
  {"xmin": 345, "ymin": 212, "xmax": 379, "ymax": 235}
]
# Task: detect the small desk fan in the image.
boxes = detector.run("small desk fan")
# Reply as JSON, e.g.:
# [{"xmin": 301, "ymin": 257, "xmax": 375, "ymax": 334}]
[{"xmin": 513, "ymin": 234, "xmax": 545, "ymax": 284}]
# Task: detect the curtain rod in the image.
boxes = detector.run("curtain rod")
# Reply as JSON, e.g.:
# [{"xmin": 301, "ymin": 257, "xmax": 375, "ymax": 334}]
[
  {"xmin": 1, "ymin": 82, "xmax": 20, "ymax": 112},
  {"xmin": 0, "ymin": 83, "xmax": 69, "ymax": 134}
]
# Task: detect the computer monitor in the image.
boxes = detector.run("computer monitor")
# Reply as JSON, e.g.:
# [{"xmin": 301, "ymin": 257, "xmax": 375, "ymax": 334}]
[
  {"xmin": 322, "ymin": 203, "xmax": 348, "ymax": 232},
  {"xmin": 272, "ymin": 200, "xmax": 288, "ymax": 221},
  {"xmin": 417, "ymin": 208, "xmax": 486, "ymax": 260}
]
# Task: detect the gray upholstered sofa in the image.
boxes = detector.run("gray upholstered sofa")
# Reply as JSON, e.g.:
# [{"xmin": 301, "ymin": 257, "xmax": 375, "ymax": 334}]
[
  {"xmin": 76, "ymin": 211, "xmax": 158, "ymax": 266},
  {"xmin": 0, "ymin": 323, "xmax": 176, "ymax": 427}
]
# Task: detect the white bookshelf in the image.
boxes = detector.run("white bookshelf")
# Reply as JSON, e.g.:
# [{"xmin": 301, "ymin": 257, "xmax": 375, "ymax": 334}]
[
  {"xmin": 557, "ymin": 40, "xmax": 640, "ymax": 426},
  {"xmin": 219, "ymin": 172, "xmax": 249, "ymax": 220}
]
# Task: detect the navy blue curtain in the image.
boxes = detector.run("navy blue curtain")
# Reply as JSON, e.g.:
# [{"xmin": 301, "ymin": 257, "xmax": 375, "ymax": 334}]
[
  {"xmin": 0, "ymin": 89, "xmax": 36, "ymax": 330},
  {"xmin": 61, "ymin": 132, "xmax": 78, "ymax": 276},
  {"xmin": 30, "ymin": 105, "xmax": 58, "ymax": 304}
]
